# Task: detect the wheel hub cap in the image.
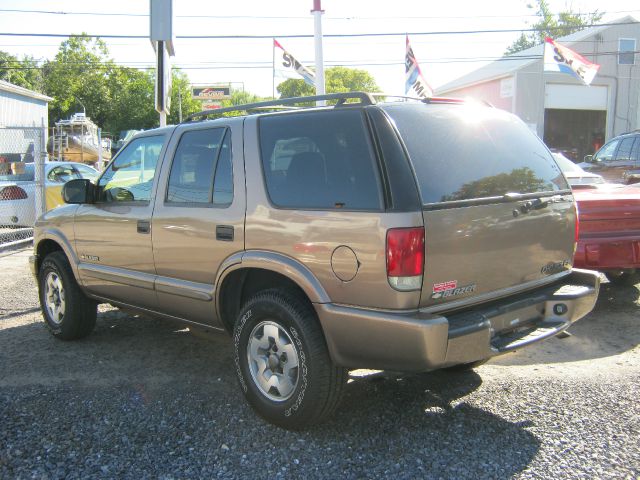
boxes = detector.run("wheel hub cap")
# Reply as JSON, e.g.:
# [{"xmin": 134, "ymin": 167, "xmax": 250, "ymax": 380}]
[
  {"xmin": 44, "ymin": 272, "xmax": 66, "ymax": 325},
  {"xmin": 247, "ymin": 321, "xmax": 300, "ymax": 402}
]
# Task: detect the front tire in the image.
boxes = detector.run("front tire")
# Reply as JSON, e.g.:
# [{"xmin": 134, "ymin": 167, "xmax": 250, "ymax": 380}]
[
  {"xmin": 233, "ymin": 289, "xmax": 346, "ymax": 430},
  {"xmin": 38, "ymin": 251, "xmax": 97, "ymax": 340}
]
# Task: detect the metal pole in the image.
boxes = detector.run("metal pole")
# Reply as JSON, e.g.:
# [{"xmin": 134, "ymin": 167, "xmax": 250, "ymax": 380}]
[
  {"xmin": 178, "ymin": 88, "xmax": 182, "ymax": 123},
  {"xmin": 97, "ymin": 127, "xmax": 103, "ymax": 171},
  {"xmin": 160, "ymin": 112, "xmax": 167, "ymax": 128},
  {"xmin": 272, "ymin": 38, "xmax": 276, "ymax": 99},
  {"xmin": 312, "ymin": 0, "xmax": 326, "ymax": 106},
  {"xmin": 34, "ymin": 121, "xmax": 46, "ymax": 219}
]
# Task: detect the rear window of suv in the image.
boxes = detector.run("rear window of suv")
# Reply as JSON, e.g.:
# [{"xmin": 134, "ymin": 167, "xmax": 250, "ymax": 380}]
[{"xmin": 382, "ymin": 103, "xmax": 568, "ymax": 205}]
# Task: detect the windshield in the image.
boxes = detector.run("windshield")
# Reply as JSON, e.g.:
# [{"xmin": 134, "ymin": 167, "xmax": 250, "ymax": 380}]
[{"xmin": 382, "ymin": 103, "xmax": 568, "ymax": 204}]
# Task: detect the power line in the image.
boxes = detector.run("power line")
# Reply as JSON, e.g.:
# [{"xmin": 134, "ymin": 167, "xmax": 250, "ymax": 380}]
[
  {"xmin": 0, "ymin": 8, "xmax": 636, "ymax": 21},
  {"xmin": 0, "ymin": 21, "xmax": 637, "ymax": 40}
]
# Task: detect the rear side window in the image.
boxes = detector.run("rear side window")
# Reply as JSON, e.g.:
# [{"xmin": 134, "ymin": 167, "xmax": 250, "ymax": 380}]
[
  {"xmin": 166, "ymin": 128, "xmax": 233, "ymax": 206},
  {"xmin": 383, "ymin": 104, "xmax": 567, "ymax": 204},
  {"xmin": 615, "ymin": 137, "xmax": 635, "ymax": 161},
  {"xmin": 259, "ymin": 110, "xmax": 382, "ymax": 210}
]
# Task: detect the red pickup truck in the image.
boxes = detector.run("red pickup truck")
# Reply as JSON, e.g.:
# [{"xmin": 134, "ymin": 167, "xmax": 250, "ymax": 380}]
[{"xmin": 573, "ymin": 184, "xmax": 640, "ymax": 285}]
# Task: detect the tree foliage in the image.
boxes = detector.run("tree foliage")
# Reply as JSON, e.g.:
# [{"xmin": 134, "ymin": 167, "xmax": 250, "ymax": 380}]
[
  {"xmin": 0, "ymin": 51, "xmax": 44, "ymax": 92},
  {"xmin": 505, "ymin": 0, "xmax": 604, "ymax": 55},
  {"xmin": 442, "ymin": 168, "xmax": 549, "ymax": 202},
  {"xmin": 277, "ymin": 67, "xmax": 381, "ymax": 99}
]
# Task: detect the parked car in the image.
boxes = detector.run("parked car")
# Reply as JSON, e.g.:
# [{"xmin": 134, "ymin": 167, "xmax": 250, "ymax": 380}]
[
  {"xmin": 31, "ymin": 93, "xmax": 599, "ymax": 429},
  {"xmin": 581, "ymin": 130, "xmax": 640, "ymax": 184},
  {"xmin": 552, "ymin": 152, "xmax": 605, "ymax": 188},
  {"xmin": 573, "ymin": 183, "xmax": 640, "ymax": 285},
  {"xmin": 0, "ymin": 161, "xmax": 99, "ymax": 227}
]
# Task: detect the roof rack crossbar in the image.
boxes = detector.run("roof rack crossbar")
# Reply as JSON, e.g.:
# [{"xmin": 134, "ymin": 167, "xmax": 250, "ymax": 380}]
[{"xmin": 182, "ymin": 92, "xmax": 377, "ymax": 123}]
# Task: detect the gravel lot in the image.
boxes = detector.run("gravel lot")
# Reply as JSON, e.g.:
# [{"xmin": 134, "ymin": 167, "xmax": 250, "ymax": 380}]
[{"xmin": 1, "ymin": 248, "xmax": 639, "ymax": 479}]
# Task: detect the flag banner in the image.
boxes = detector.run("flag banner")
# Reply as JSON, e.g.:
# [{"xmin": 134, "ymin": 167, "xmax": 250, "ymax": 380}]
[
  {"xmin": 543, "ymin": 37, "xmax": 600, "ymax": 86},
  {"xmin": 274, "ymin": 39, "xmax": 315, "ymax": 87},
  {"xmin": 405, "ymin": 35, "xmax": 433, "ymax": 98}
]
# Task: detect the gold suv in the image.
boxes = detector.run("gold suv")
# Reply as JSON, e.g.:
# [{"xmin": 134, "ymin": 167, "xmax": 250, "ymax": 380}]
[{"xmin": 31, "ymin": 93, "xmax": 600, "ymax": 429}]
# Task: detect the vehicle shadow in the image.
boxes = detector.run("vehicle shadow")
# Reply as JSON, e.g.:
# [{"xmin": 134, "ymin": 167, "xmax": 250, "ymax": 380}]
[
  {"xmin": 312, "ymin": 369, "xmax": 541, "ymax": 478},
  {"xmin": 492, "ymin": 282, "xmax": 640, "ymax": 366},
  {"xmin": 0, "ymin": 308, "xmax": 541, "ymax": 479}
]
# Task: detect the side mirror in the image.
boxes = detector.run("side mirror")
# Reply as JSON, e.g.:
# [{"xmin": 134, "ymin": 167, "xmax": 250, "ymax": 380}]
[
  {"xmin": 583, "ymin": 155, "xmax": 594, "ymax": 163},
  {"xmin": 62, "ymin": 178, "xmax": 96, "ymax": 204}
]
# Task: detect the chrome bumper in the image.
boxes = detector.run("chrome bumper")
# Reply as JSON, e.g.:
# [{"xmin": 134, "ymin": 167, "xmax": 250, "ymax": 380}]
[{"xmin": 315, "ymin": 269, "xmax": 600, "ymax": 372}]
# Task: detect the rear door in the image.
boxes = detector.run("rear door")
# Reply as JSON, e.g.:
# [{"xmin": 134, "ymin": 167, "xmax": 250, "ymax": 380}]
[
  {"xmin": 151, "ymin": 121, "xmax": 245, "ymax": 327},
  {"xmin": 381, "ymin": 103, "xmax": 576, "ymax": 309}
]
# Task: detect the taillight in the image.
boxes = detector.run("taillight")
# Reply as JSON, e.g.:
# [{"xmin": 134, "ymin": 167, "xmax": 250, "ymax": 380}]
[
  {"xmin": 574, "ymin": 202, "xmax": 580, "ymax": 241},
  {"xmin": 573, "ymin": 201, "xmax": 580, "ymax": 256},
  {"xmin": 386, "ymin": 227, "xmax": 425, "ymax": 291},
  {"xmin": 0, "ymin": 186, "xmax": 28, "ymax": 201}
]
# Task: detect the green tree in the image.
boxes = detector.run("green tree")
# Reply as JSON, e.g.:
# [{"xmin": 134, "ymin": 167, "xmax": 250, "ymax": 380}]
[
  {"xmin": 167, "ymin": 69, "xmax": 201, "ymax": 124},
  {"xmin": 277, "ymin": 66, "xmax": 381, "ymax": 98},
  {"xmin": 505, "ymin": 0, "xmax": 604, "ymax": 55},
  {"xmin": 42, "ymin": 34, "xmax": 115, "ymax": 128},
  {"xmin": 0, "ymin": 51, "xmax": 44, "ymax": 91},
  {"xmin": 442, "ymin": 168, "xmax": 549, "ymax": 202}
]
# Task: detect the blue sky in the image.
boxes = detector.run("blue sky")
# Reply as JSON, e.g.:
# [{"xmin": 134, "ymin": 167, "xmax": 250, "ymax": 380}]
[{"xmin": 0, "ymin": 0, "xmax": 638, "ymax": 96}]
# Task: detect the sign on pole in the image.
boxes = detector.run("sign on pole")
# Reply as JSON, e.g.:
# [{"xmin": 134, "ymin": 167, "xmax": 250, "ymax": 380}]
[{"xmin": 155, "ymin": 40, "xmax": 171, "ymax": 115}]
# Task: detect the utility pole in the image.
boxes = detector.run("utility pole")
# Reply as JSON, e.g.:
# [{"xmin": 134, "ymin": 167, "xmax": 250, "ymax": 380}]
[{"xmin": 311, "ymin": 0, "xmax": 326, "ymax": 106}]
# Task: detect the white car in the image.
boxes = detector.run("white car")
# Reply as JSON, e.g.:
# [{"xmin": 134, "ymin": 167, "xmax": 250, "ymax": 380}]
[
  {"xmin": 552, "ymin": 152, "xmax": 606, "ymax": 188},
  {"xmin": 0, "ymin": 161, "xmax": 99, "ymax": 227}
]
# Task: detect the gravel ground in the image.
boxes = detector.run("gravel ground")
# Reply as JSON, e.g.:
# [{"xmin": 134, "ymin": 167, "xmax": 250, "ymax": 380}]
[{"xmin": 0, "ymin": 248, "xmax": 639, "ymax": 479}]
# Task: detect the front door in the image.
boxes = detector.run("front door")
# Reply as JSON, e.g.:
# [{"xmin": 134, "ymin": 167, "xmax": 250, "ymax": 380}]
[
  {"xmin": 74, "ymin": 133, "xmax": 167, "ymax": 309},
  {"xmin": 151, "ymin": 122, "xmax": 245, "ymax": 327}
]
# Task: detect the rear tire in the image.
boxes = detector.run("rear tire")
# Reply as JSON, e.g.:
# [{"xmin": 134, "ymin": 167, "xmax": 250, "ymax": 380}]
[
  {"xmin": 38, "ymin": 251, "xmax": 97, "ymax": 340},
  {"xmin": 606, "ymin": 269, "xmax": 639, "ymax": 287},
  {"xmin": 233, "ymin": 289, "xmax": 346, "ymax": 430}
]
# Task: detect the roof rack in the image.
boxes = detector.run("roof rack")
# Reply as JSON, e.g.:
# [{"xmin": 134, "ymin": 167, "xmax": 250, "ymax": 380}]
[{"xmin": 182, "ymin": 92, "xmax": 377, "ymax": 123}]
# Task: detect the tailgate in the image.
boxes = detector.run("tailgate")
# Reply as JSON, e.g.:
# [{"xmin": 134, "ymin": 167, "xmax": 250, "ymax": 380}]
[{"xmin": 420, "ymin": 196, "xmax": 576, "ymax": 308}]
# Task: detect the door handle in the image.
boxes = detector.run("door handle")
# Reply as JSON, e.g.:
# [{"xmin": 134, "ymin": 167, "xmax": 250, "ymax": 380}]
[
  {"xmin": 137, "ymin": 220, "xmax": 151, "ymax": 234},
  {"xmin": 216, "ymin": 225, "xmax": 234, "ymax": 241}
]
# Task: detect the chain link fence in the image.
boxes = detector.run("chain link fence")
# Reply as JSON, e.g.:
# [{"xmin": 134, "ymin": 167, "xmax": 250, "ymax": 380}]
[{"xmin": 0, "ymin": 126, "xmax": 46, "ymax": 250}]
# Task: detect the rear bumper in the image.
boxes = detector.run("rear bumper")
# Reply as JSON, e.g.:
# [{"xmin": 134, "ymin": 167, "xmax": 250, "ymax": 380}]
[
  {"xmin": 575, "ymin": 236, "xmax": 640, "ymax": 270},
  {"xmin": 315, "ymin": 269, "xmax": 600, "ymax": 372}
]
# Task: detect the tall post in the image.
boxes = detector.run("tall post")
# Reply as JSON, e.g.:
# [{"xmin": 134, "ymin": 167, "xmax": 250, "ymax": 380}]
[
  {"xmin": 272, "ymin": 38, "xmax": 276, "ymax": 99},
  {"xmin": 311, "ymin": 0, "xmax": 326, "ymax": 106},
  {"xmin": 97, "ymin": 127, "xmax": 103, "ymax": 171},
  {"xmin": 34, "ymin": 120, "xmax": 46, "ymax": 219}
]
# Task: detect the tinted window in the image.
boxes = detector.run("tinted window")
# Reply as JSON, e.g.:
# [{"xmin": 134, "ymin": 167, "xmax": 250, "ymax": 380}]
[
  {"xmin": 631, "ymin": 137, "xmax": 640, "ymax": 163},
  {"xmin": 383, "ymin": 104, "xmax": 567, "ymax": 204},
  {"xmin": 615, "ymin": 137, "xmax": 635, "ymax": 161},
  {"xmin": 98, "ymin": 135, "xmax": 163, "ymax": 203},
  {"xmin": 167, "ymin": 128, "xmax": 226, "ymax": 204},
  {"xmin": 595, "ymin": 140, "xmax": 619, "ymax": 162},
  {"xmin": 259, "ymin": 110, "xmax": 382, "ymax": 210}
]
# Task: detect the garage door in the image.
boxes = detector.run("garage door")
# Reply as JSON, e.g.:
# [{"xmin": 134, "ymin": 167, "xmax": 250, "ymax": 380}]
[{"xmin": 545, "ymin": 84, "xmax": 608, "ymax": 110}]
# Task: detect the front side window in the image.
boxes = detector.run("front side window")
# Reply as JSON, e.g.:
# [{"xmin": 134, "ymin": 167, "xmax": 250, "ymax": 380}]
[
  {"xmin": 594, "ymin": 140, "xmax": 620, "ymax": 163},
  {"xmin": 619, "ymin": 38, "xmax": 636, "ymax": 65},
  {"xmin": 166, "ymin": 128, "xmax": 233, "ymax": 206},
  {"xmin": 259, "ymin": 110, "xmax": 382, "ymax": 210},
  {"xmin": 98, "ymin": 135, "xmax": 164, "ymax": 203}
]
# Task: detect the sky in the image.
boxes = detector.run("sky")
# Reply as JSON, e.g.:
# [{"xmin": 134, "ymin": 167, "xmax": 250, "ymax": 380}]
[{"xmin": 0, "ymin": 0, "xmax": 638, "ymax": 98}]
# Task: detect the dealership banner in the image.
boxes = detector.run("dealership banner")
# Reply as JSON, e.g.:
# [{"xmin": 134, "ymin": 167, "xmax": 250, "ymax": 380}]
[
  {"xmin": 274, "ymin": 39, "xmax": 315, "ymax": 87},
  {"xmin": 544, "ymin": 37, "xmax": 600, "ymax": 86},
  {"xmin": 405, "ymin": 35, "xmax": 433, "ymax": 98}
]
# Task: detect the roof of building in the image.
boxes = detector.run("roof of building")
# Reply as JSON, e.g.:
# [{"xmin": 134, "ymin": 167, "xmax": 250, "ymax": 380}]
[
  {"xmin": 435, "ymin": 15, "xmax": 639, "ymax": 94},
  {"xmin": 0, "ymin": 80, "xmax": 53, "ymax": 102}
]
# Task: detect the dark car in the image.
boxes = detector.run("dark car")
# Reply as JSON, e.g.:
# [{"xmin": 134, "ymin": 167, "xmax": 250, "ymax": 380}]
[{"xmin": 581, "ymin": 131, "xmax": 640, "ymax": 184}]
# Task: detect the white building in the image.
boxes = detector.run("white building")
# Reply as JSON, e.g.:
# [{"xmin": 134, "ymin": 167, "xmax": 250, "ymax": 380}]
[
  {"xmin": 0, "ymin": 80, "xmax": 52, "ymax": 161},
  {"xmin": 436, "ymin": 16, "xmax": 639, "ymax": 161}
]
